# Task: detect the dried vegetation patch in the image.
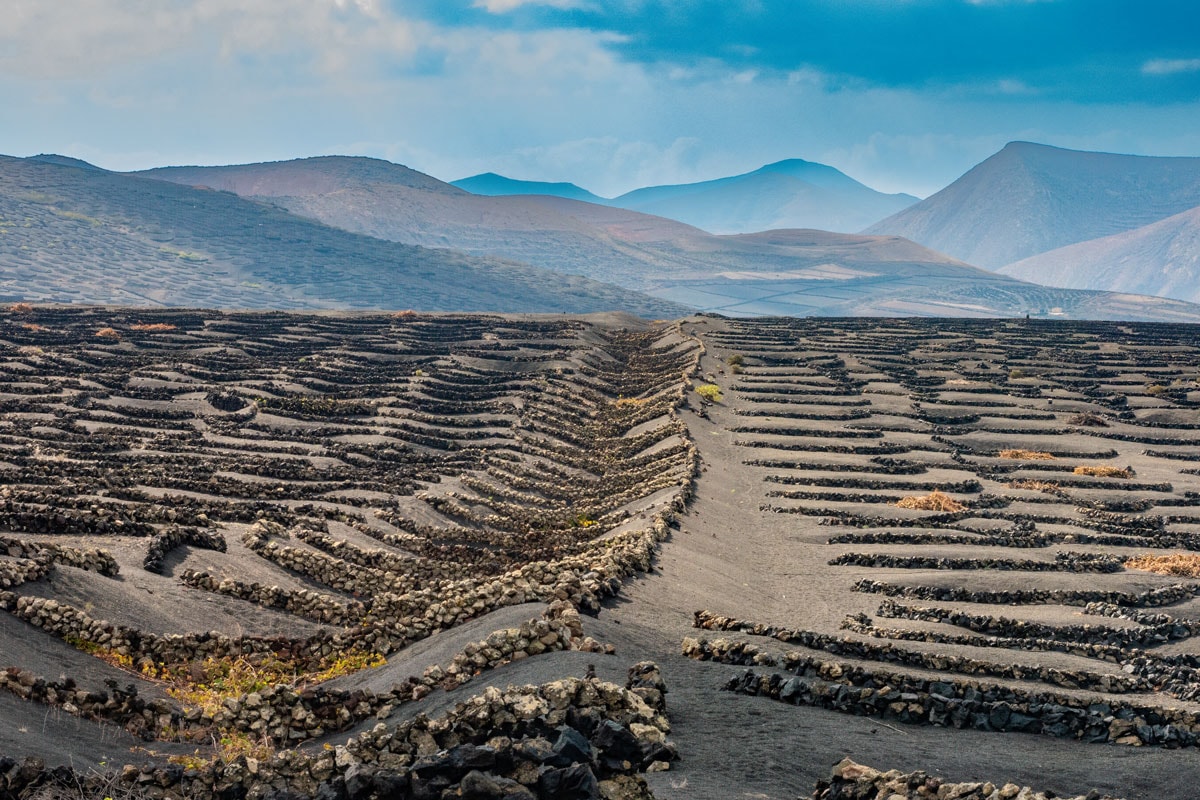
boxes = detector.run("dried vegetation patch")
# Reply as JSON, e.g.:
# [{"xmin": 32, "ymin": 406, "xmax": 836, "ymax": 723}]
[
  {"xmin": 1125, "ymin": 553, "xmax": 1200, "ymax": 577},
  {"xmin": 1074, "ymin": 465, "xmax": 1132, "ymax": 479},
  {"xmin": 999, "ymin": 449, "xmax": 1055, "ymax": 460},
  {"xmin": 1006, "ymin": 479, "xmax": 1065, "ymax": 496},
  {"xmin": 893, "ymin": 490, "xmax": 966, "ymax": 512}
]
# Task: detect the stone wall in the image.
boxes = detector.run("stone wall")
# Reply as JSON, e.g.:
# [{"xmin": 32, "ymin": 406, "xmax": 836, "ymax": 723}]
[
  {"xmin": 808, "ymin": 758, "xmax": 1122, "ymax": 800},
  {"xmin": 1, "ymin": 666, "xmax": 676, "ymax": 800}
]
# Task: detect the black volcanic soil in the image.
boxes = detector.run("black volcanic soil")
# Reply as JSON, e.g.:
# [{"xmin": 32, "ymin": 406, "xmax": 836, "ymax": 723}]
[{"xmin": 3, "ymin": 309, "xmax": 1200, "ymax": 798}]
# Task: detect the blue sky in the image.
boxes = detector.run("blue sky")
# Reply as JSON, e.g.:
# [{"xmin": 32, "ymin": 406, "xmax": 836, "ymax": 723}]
[{"xmin": 2, "ymin": 0, "xmax": 1199, "ymax": 196}]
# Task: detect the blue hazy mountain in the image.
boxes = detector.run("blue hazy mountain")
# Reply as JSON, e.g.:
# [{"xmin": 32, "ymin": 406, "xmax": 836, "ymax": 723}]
[
  {"xmin": 999, "ymin": 204, "xmax": 1200, "ymax": 304},
  {"xmin": 454, "ymin": 159, "xmax": 918, "ymax": 235},
  {"xmin": 451, "ymin": 172, "xmax": 605, "ymax": 204},
  {"xmin": 607, "ymin": 159, "xmax": 918, "ymax": 234}
]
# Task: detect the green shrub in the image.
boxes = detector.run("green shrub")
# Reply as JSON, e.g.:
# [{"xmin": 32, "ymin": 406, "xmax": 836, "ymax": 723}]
[{"xmin": 695, "ymin": 383, "xmax": 723, "ymax": 403}]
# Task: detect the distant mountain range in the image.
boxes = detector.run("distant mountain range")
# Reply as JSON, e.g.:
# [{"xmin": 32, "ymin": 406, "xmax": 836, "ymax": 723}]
[
  {"xmin": 137, "ymin": 155, "xmax": 1200, "ymax": 321},
  {"xmin": 453, "ymin": 159, "xmax": 918, "ymax": 235},
  {"xmin": 0, "ymin": 155, "xmax": 684, "ymax": 315},
  {"xmin": 865, "ymin": 142, "xmax": 1200, "ymax": 270}
]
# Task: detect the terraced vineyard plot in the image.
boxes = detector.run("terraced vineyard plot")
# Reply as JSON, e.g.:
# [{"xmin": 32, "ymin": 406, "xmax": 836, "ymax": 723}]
[
  {"xmin": 10, "ymin": 310, "xmax": 1200, "ymax": 799},
  {"xmin": 0, "ymin": 306, "xmax": 698, "ymax": 798},
  {"xmin": 687, "ymin": 317, "xmax": 1200, "ymax": 751}
]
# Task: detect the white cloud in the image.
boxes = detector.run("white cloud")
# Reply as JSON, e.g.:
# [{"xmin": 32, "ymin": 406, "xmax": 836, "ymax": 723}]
[
  {"xmin": 473, "ymin": 0, "xmax": 585, "ymax": 12},
  {"xmin": 0, "ymin": 0, "xmax": 422, "ymax": 80},
  {"xmin": 994, "ymin": 78, "xmax": 1035, "ymax": 95},
  {"xmin": 1142, "ymin": 58, "xmax": 1200, "ymax": 76}
]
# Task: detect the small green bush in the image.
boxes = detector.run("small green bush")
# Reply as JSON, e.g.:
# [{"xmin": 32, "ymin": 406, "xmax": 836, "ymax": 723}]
[{"xmin": 696, "ymin": 384, "xmax": 723, "ymax": 403}]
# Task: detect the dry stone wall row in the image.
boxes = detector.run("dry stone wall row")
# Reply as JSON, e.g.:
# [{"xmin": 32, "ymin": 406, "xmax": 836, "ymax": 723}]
[
  {"xmin": 874, "ymin": 599, "xmax": 1200, "ymax": 649},
  {"xmin": 143, "ymin": 527, "xmax": 227, "ymax": 574},
  {"xmin": 843, "ymin": 613, "xmax": 1200, "ymax": 703},
  {"xmin": 724, "ymin": 665, "xmax": 1200, "ymax": 749},
  {"xmin": 851, "ymin": 579, "xmax": 1200, "ymax": 609},
  {"xmin": 0, "ymin": 667, "xmax": 675, "ymax": 800},
  {"xmin": 0, "ymin": 604, "xmax": 584, "ymax": 748},
  {"xmin": 0, "ymin": 533, "xmax": 118, "ymax": 577},
  {"xmin": 809, "ymin": 758, "xmax": 1122, "ymax": 800},
  {"xmin": 828, "ymin": 551, "xmax": 1125, "ymax": 574},
  {"xmin": 688, "ymin": 612, "xmax": 1143, "ymax": 695}
]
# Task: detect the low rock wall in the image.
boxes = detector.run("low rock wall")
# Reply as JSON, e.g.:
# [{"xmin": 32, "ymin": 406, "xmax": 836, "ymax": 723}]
[
  {"xmin": 809, "ymin": 758, "xmax": 1122, "ymax": 800},
  {"xmin": 1, "ymin": 667, "xmax": 676, "ymax": 800}
]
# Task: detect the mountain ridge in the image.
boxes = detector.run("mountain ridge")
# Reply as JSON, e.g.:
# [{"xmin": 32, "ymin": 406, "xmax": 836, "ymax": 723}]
[
  {"xmin": 451, "ymin": 172, "xmax": 604, "ymax": 203},
  {"xmin": 864, "ymin": 141, "xmax": 1200, "ymax": 269}
]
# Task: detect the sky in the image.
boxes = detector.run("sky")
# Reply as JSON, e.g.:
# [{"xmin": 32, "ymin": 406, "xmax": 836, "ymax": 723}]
[{"xmin": 2, "ymin": 0, "xmax": 1200, "ymax": 197}]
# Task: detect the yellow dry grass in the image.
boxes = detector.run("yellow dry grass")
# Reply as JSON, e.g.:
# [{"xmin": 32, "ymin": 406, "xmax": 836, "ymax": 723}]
[
  {"xmin": 1006, "ymin": 479, "xmax": 1064, "ymax": 495},
  {"xmin": 130, "ymin": 322, "xmax": 177, "ymax": 331},
  {"xmin": 94, "ymin": 327, "xmax": 120, "ymax": 339},
  {"xmin": 893, "ymin": 490, "xmax": 966, "ymax": 512},
  {"xmin": 8, "ymin": 302, "xmax": 32, "ymax": 314},
  {"xmin": 1073, "ymin": 465, "xmax": 1131, "ymax": 479},
  {"xmin": 1125, "ymin": 553, "xmax": 1200, "ymax": 577},
  {"xmin": 998, "ymin": 449, "xmax": 1056, "ymax": 460}
]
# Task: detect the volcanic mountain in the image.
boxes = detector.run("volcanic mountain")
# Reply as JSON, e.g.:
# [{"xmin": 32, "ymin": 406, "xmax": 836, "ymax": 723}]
[
  {"xmin": 864, "ymin": 142, "xmax": 1200, "ymax": 269},
  {"xmin": 606, "ymin": 158, "xmax": 918, "ymax": 234}
]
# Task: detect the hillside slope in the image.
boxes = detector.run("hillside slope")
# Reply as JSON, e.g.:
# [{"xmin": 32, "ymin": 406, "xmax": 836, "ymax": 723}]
[
  {"xmin": 0, "ymin": 155, "xmax": 685, "ymax": 315},
  {"xmin": 864, "ymin": 142, "xmax": 1200, "ymax": 268},
  {"xmin": 999, "ymin": 205, "xmax": 1200, "ymax": 303}
]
